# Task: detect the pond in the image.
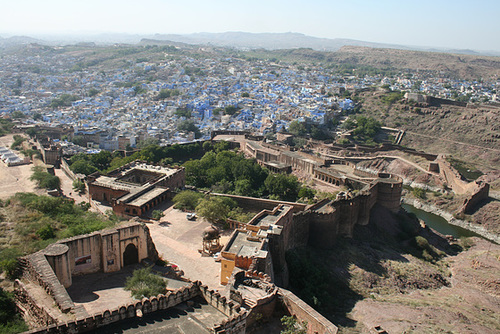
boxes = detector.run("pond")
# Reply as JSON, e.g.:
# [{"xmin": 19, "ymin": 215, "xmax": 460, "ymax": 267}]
[{"xmin": 402, "ymin": 204, "xmax": 480, "ymax": 238}]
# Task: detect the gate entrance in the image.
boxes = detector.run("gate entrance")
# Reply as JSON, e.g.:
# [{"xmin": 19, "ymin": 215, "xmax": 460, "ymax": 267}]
[{"xmin": 123, "ymin": 243, "xmax": 138, "ymax": 266}]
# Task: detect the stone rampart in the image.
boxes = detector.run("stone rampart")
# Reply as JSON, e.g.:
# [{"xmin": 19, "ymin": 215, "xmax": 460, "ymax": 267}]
[
  {"xmin": 199, "ymin": 284, "xmax": 247, "ymax": 334},
  {"xmin": 60, "ymin": 158, "xmax": 77, "ymax": 181},
  {"xmin": 20, "ymin": 253, "xmax": 75, "ymax": 313},
  {"xmin": 14, "ymin": 280, "xmax": 59, "ymax": 328},
  {"xmin": 23, "ymin": 283, "xmax": 201, "ymax": 334},
  {"xmin": 279, "ymin": 288, "xmax": 338, "ymax": 334}
]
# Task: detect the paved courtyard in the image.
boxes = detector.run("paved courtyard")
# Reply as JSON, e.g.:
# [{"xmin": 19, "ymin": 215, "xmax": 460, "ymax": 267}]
[{"xmin": 148, "ymin": 204, "xmax": 230, "ymax": 290}]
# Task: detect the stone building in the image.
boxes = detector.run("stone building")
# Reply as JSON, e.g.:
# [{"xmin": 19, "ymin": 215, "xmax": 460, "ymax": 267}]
[{"xmin": 87, "ymin": 161, "xmax": 185, "ymax": 217}]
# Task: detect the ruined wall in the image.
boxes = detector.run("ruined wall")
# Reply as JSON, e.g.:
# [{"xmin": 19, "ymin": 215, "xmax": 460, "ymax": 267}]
[
  {"xmin": 459, "ymin": 181, "xmax": 490, "ymax": 214},
  {"xmin": 62, "ymin": 232, "xmax": 103, "ymax": 276},
  {"xmin": 60, "ymin": 158, "xmax": 77, "ymax": 181},
  {"xmin": 43, "ymin": 244, "xmax": 72, "ymax": 288},
  {"xmin": 19, "ymin": 253, "xmax": 75, "ymax": 314},
  {"xmin": 279, "ymin": 288, "xmax": 338, "ymax": 334}
]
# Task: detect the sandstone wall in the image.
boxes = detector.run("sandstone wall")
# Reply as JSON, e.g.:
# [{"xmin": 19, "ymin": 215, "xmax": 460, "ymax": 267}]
[
  {"xmin": 279, "ymin": 288, "xmax": 338, "ymax": 334},
  {"xmin": 23, "ymin": 283, "xmax": 201, "ymax": 334},
  {"xmin": 459, "ymin": 181, "xmax": 490, "ymax": 214},
  {"xmin": 199, "ymin": 284, "xmax": 247, "ymax": 334}
]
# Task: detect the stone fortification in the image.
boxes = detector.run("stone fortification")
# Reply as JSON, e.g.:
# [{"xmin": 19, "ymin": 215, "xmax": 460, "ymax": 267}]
[
  {"xmin": 279, "ymin": 288, "xmax": 338, "ymax": 334},
  {"xmin": 21, "ymin": 282, "xmax": 202, "ymax": 334},
  {"xmin": 459, "ymin": 181, "xmax": 490, "ymax": 214}
]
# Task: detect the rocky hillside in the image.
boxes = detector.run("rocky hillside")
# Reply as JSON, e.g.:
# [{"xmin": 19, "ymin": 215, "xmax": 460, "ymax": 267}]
[
  {"xmin": 335, "ymin": 46, "xmax": 500, "ymax": 79},
  {"xmin": 356, "ymin": 90, "xmax": 500, "ymax": 172}
]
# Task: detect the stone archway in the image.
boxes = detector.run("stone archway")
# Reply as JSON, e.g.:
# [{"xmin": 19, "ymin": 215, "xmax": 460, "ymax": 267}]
[{"xmin": 123, "ymin": 243, "xmax": 138, "ymax": 266}]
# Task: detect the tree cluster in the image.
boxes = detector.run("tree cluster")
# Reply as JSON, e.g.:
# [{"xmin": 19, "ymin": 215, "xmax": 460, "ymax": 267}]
[
  {"xmin": 183, "ymin": 147, "xmax": 307, "ymax": 202},
  {"xmin": 30, "ymin": 166, "xmax": 61, "ymax": 190},
  {"xmin": 50, "ymin": 94, "xmax": 79, "ymax": 108},
  {"xmin": 155, "ymin": 88, "xmax": 181, "ymax": 100}
]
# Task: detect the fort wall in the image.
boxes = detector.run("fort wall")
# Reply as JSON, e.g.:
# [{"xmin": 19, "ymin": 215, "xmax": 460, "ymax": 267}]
[
  {"xmin": 279, "ymin": 288, "xmax": 338, "ymax": 334},
  {"xmin": 22, "ymin": 283, "xmax": 202, "ymax": 334},
  {"xmin": 199, "ymin": 284, "xmax": 247, "ymax": 334},
  {"xmin": 14, "ymin": 280, "xmax": 58, "ymax": 328}
]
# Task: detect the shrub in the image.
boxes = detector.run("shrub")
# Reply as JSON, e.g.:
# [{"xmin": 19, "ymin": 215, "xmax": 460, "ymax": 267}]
[
  {"xmin": 412, "ymin": 187, "xmax": 426, "ymax": 199},
  {"xmin": 36, "ymin": 224, "xmax": 56, "ymax": 240},
  {"xmin": 152, "ymin": 210, "xmax": 164, "ymax": 220},
  {"xmin": 125, "ymin": 267, "xmax": 167, "ymax": 299}
]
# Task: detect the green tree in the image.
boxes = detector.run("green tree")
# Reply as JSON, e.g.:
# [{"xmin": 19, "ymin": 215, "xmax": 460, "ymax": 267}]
[
  {"xmin": 195, "ymin": 196, "xmax": 234, "ymax": 224},
  {"xmin": 72, "ymin": 179, "xmax": 86, "ymax": 194},
  {"xmin": 88, "ymin": 88, "xmax": 100, "ymax": 97},
  {"xmin": 10, "ymin": 135, "xmax": 26, "ymax": 149},
  {"xmin": 152, "ymin": 210, "xmax": 164, "ymax": 220},
  {"xmin": 298, "ymin": 187, "xmax": 316, "ymax": 200},
  {"xmin": 172, "ymin": 190, "xmax": 204, "ymax": 211},
  {"xmin": 70, "ymin": 160, "xmax": 98, "ymax": 176},
  {"xmin": 288, "ymin": 120, "xmax": 306, "ymax": 136},
  {"xmin": 224, "ymin": 105, "xmax": 238, "ymax": 115},
  {"xmin": 50, "ymin": 94, "xmax": 79, "ymax": 108},
  {"xmin": 30, "ymin": 167, "xmax": 61, "ymax": 190},
  {"xmin": 125, "ymin": 267, "xmax": 167, "ymax": 299},
  {"xmin": 90, "ymin": 150, "xmax": 113, "ymax": 171},
  {"xmin": 177, "ymin": 120, "xmax": 201, "ymax": 138},
  {"xmin": 265, "ymin": 173, "xmax": 300, "ymax": 202}
]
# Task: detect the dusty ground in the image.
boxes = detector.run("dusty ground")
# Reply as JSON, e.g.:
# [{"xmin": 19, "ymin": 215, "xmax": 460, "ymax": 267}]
[
  {"xmin": 0, "ymin": 134, "xmax": 40, "ymax": 200},
  {"xmin": 345, "ymin": 238, "xmax": 500, "ymax": 334}
]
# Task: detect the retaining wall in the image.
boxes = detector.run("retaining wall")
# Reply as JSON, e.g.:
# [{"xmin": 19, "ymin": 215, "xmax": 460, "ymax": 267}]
[{"xmin": 279, "ymin": 288, "xmax": 338, "ymax": 334}]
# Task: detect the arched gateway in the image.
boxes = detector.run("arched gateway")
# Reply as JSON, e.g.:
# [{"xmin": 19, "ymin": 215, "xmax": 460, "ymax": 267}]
[{"xmin": 123, "ymin": 243, "xmax": 139, "ymax": 266}]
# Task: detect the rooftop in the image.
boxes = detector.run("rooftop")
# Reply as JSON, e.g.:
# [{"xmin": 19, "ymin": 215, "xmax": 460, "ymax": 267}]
[{"xmin": 225, "ymin": 230, "xmax": 267, "ymax": 258}]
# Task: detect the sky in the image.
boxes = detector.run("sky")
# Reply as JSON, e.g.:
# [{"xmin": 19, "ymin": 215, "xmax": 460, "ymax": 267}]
[{"xmin": 1, "ymin": 0, "xmax": 499, "ymax": 51}]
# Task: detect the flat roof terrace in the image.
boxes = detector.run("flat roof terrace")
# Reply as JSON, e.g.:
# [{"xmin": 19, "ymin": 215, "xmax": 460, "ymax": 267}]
[
  {"xmin": 250, "ymin": 205, "xmax": 292, "ymax": 228},
  {"xmin": 225, "ymin": 231, "xmax": 265, "ymax": 258},
  {"xmin": 124, "ymin": 187, "xmax": 169, "ymax": 207}
]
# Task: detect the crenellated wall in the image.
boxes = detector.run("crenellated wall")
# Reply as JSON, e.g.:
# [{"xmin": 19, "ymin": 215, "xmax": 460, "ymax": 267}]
[
  {"xmin": 199, "ymin": 284, "xmax": 247, "ymax": 334},
  {"xmin": 22, "ymin": 283, "xmax": 202, "ymax": 334}
]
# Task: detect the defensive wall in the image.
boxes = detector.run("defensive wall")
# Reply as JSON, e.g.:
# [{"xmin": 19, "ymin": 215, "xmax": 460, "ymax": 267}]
[
  {"xmin": 279, "ymin": 288, "xmax": 338, "ymax": 334},
  {"xmin": 405, "ymin": 93, "xmax": 468, "ymax": 108},
  {"xmin": 19, "ymin": 282, "xmax": 211, "ymax": 334}
]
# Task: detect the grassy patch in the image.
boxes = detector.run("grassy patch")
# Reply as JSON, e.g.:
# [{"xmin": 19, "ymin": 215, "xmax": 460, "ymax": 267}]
[{"xmin": 446, "ymin": 157, "xmax": 483, "ymax": 181}]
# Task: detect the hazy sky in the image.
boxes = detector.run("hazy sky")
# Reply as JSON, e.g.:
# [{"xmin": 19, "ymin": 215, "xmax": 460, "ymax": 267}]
[{"xmin": 1, "ymin": 0, "xmax": 499, "ymax": 51}]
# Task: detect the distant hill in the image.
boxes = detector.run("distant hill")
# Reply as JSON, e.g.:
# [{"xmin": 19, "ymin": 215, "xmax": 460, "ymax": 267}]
[
  {"xmin": 2, "ymin": 32, "xmax": 499, "ymax": 57},
  {"xmin": 0, "ymin": 35, "xmax": 46, "ymax": 48},
  {"xmin": 145, "ymin": 32, "xmax": 410, "ymax": 52},
  {"xmin": 142, "ymin": 32, "xmax": 500, "ymax": 57}
]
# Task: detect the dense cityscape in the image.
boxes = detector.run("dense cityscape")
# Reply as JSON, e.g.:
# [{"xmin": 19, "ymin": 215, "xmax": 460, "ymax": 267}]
[{"xmin": 1, "ymin": 44, "xmax": 499, "ymax": 152}]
